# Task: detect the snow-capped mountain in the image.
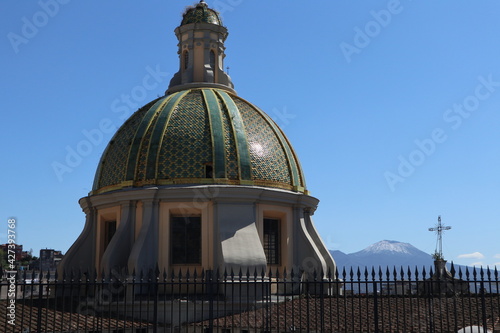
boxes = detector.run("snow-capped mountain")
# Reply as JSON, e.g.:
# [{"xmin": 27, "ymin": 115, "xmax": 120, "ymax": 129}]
[
  {"xmin": 355, "ymin": 240, "xmax": 419, "ymax": 255},
  {"xmin": 330, "ymin": 240, "xmax": 434, "ymax": 271}
]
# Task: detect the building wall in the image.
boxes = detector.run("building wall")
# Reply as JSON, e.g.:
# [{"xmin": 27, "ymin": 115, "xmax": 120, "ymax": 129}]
[{"xmin": 59, "ymin": 186, "xmax": 336, "ymax": 285}]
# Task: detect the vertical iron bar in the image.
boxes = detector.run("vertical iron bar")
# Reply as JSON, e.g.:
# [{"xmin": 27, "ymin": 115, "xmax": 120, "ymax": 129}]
[
  {"xmin": 373, "ymin": 279, "xmax": 379, "ymax": 333},
  {"xmin": 480, "ymin": 280, "xmax": 488, "ymax": 332},
  {"xmin": 208, "ymin": 269, "xmax": 214, "ymax": 333},
  {"xmin": 153, "ymin": 267, "xmax": 159, "ymax": 333}
]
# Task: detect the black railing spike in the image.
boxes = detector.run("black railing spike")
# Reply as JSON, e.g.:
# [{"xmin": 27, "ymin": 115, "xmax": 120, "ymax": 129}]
[
  {"xmin": 255, "ymin": 268, "xmax": 260, "ymax": 279},
  {"xmin": 407, "ymin": 266, "xmax": 412, "ymax": 279},
  {"xmin": 371, "ymin": 267, "xmax": 376, "ymax": 280},
  {"xmin": 228, "ymin": 268, "xmax": 232, "ymax": 279},
  {"xmin": 155, "ymin": 264, "xmax": 160, "ymax": 278},
  {"xmin": 472, "ymin": 266, "xmax": 478, "ymax": 279},
  {"xmin": 393, "ymin": 266, "xmax": 397, "ymax": 280},
  {"xmin": 465, "ymin": 266, "xmax": 470, "ymax": 280},
  {"xmin": 486, "ymin": 266, "xmax": 491, "ymax": 279},
  {"xmin": 246, "ymin": 268, "xmax": 251, "ymax": 279},
  {"xmin": 238, "ymin": 268, "xmax": 243, "ymax": 278},
  {"xmin": 458, "ymin": 266, "xmax": 463, "ymax": 279},
  {"xmin": 283, "ymin": 267, "xmax": 288, "ymax": 279},
  {"xmin": 178, "ymin": 268, "xmax": 183, "ymax": 279},
  {"xmin": 356, "ymin": 267, "xmax": 361, "ymax": 279},
  {"xmin": 422, "ymin": 266, "xmax": 427, "ymax": 279},
  {"xmin": 290, "ymin": 268, "xmax": 295, "ymax": 279},
  {"xmin": 186, "ymin": 269, "xmax": 191, "ymax": 280},
  {"xmin": 400, "ymin": 266, "xmax": 405, "ymax": 280},
  {"xmin": 480, "ymin": 266, "xmax": 485, "ymax": 279},
  {"xmin": 349, "ymin": 267, "xmax": 354, "ymax": 280},
  {"xmin": 429, "ymin": 266, "xmax": 434, "ymax": 278},
  {"xmin": 363, "ymin": 267, "xmax": 369, "ymax": 280},
  {"xmin": 163, "ymin": 268, "xmax": 167, "ymax": 281},
  {"xmin": 450, "ymin": 262, "xmax": 456, "ymax": 277},
  {"xmin": 268, "ymin": 268, "xmax": 273, "ymax": 279},
  {"xmin": 378, "ymin": 266, "xmax": 383, "ymax": 280},
  {"xmin": 494, "ymin": 266, "xmax": 498, "ymax": 280},
  {"xmin": 334, "ymin": 267, "xmax": 339, "ymax": 280},
  {"xmin": 342, "ymin": 267, "xmax": 347, "ymax": 280},
  {"xmin": 193, "ymin": 269, "xmax": 198, "ymax": 280},
  {"xmin": 414, "ymin": 266, "xmax": 419, "ymax": 280},
  {"xmin": 385, "ymin": 267, "xmax": 390, "ymax": 279}
]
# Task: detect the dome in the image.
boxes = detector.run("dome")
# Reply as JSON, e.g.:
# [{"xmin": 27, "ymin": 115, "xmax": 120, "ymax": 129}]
[
  {"xmin": 92, "ymin": 88, "xmax": 307, "ymax": 195},
  {"xmin": 181, "ymin": 1, "xmax": 222, "ymax": 26}
]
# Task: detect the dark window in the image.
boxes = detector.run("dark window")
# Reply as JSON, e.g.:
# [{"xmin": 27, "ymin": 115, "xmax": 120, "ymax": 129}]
[
  {"xmin": 205, "ymin": 164, "xmax": 213, "ymax": 178},
  {"xmin": 171, "ymin": 216, "xmax": 201, "ymax": 265},
  {"xmin": 263, "ymin": 218, "xmax": 280, "ymax": 265},
  {"xmin": 183, "ymin": 51, "xmax": 189, "ymax": 70},
  {"xmin": 209, "ymin": 50, "xmax": 216, "ymax": 69},
  {"xmin": 104, "ymin": 220, "xmax": 116, "ymax": 251}
]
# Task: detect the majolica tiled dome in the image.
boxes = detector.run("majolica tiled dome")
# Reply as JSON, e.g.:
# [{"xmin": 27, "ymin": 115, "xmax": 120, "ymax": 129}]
[
  {"xmin": 92, "ymin": 88, "xmax": 306, "ymax": 195},
  {"xmin": 181, "ymin": 1, "xmax": 222, "ymax": 26}
]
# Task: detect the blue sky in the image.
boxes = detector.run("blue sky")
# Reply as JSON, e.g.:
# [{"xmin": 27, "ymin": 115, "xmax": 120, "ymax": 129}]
[{"xmin": 1, "ymin": 1, "xmax": 499, "ymax": 267}]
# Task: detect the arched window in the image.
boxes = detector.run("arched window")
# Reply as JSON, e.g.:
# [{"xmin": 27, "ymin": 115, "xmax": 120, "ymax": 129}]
[
  {"xmin": 209, "ymin": 50, "xmax": 216, "ymax": 69},
  {"xmin": 183, "ymin": 51, "xmax": 189, "ymax": 70}
]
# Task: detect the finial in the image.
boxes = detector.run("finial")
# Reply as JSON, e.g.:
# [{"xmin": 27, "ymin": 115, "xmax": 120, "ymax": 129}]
[{"xmin": 428, "ymin": 215, "xmax": 452, "ymax": 260}]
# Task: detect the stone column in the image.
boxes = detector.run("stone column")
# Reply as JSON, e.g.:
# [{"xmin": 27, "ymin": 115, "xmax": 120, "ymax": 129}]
[
  {"xmin": 100, "ymin": 201, "xmax": 136, "ymax": 275},
  {"xmin": 127, "ymin": 198, "xmax": 159, "ymax": 276}
]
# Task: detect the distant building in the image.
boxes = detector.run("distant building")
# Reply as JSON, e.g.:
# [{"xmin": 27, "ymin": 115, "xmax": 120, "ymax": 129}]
[
  {"xmin": 0, "ymin": 243, "xmax": 28, "ymax": 262},
  {"xmin": 418, "ymin": 260, "xmax": 469, "ymax": 296},
  {"xmin": 31, "ymin": 249, "xmax": 64, "ymax": 271}
]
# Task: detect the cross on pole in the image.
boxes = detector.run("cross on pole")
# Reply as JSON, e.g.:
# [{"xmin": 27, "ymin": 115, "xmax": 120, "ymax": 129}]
[{"xmin": 428, "ymin": 216, "xmax": 451, "ymax": 260}]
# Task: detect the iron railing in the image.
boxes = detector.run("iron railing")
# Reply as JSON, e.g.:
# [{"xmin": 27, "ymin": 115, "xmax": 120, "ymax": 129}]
[{"xmin": 0, "ymin": 265, "xmax": 499, "ymax": 332}]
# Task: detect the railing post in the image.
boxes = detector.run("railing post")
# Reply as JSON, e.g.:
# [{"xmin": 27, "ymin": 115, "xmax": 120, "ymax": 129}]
[
  {"xmin": 36, "ymin": 271, "xmax": 43, "ymax": 332},
  {"xmin": 373, "ymin": 277, "xmax": 379, "ymax": 333},
  {"xmin": 480, "ymin": 280, "xmax": 487, "ymax": 331},
  {"xmin": 153, "ymin": 266, "xmax": 159, "ymax": 333},
  {"xmin": 207, "ymin": 269, "xmax": 214, "ymax": 333}
]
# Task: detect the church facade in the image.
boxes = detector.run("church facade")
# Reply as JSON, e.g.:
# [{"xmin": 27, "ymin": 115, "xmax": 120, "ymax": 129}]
[{"xmin": 59, "ymin": 1, "xmax": 336, "ymax": 282}]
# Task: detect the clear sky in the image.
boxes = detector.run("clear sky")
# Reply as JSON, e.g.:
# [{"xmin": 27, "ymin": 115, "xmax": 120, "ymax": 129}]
[{"xmin": 1, "ymin": 1, "xmax": 499, "ymax": 267}]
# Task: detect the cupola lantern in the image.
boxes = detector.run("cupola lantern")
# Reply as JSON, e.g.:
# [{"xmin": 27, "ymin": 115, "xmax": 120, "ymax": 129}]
[{"xmin": 167, "ymin": 1, "xmax": 234, "ymax": 95}]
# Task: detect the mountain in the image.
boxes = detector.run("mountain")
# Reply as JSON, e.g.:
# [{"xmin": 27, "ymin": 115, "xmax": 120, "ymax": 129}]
[
  {"xmin": 328, "ymin": 240, "xmax": 498, "ymax": 293},
  {"xmin": 329, "ymin": 240, "xmax": 434, "ymax": 272}
]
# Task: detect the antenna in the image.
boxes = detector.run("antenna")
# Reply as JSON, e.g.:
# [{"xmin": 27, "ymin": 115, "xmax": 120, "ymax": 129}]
[{"xmin": 428, "ymin": 215, "xmax": 451, "ymax": 260}]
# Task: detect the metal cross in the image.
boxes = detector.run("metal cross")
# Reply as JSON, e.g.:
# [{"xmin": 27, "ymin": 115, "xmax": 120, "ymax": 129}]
[{"xmin": 428, "ymin": 216, "xmax": 451, "ymax": 260}]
